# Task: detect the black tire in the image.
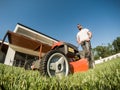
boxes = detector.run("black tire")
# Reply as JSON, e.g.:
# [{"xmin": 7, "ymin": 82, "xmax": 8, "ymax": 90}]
[
  {"xmin": 39, "ymin": 50, "xmax": 69, "ymax": 78},
  {"xmin": 24, "ymin": 60, "xmax": 33, "ymax": 70}
]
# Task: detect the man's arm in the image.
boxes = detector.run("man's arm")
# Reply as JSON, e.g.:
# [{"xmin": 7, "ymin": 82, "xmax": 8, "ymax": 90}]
[
  {"xmin": 76, "ymin": 35, "xmax": 81, "ymax": 44},
  {"xmin": 87, "ymin": 31, "xmax": 92, "ymax": 39}
]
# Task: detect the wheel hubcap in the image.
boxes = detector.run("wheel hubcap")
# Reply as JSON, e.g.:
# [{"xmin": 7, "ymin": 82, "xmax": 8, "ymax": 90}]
[
  {"xmin": 47, "ymin": 53, "xmax": 69, "ymax": 78},
  {"xmin": 58, "ymin": 64, "xmax": 61, "ymax": 70}
]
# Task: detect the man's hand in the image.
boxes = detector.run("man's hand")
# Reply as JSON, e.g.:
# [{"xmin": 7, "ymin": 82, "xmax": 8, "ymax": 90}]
[{"xmin": 86, "ymin": 38, "xmax": 90, "ymax": 41}]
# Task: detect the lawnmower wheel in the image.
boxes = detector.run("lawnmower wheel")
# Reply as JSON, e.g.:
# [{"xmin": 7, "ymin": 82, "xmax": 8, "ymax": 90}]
[{"xmin": 39, "ymin": 50, "xmax": 69, "ymax": 78}]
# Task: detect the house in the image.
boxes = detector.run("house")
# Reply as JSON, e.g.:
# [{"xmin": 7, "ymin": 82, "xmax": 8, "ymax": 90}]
[
  {"xmin": 0, "ymin": 40, "xmax": 8, "ymax": 63},
  {"xmin": 1, "ymin": 23, "xmax": 58, "ymax": 67}
]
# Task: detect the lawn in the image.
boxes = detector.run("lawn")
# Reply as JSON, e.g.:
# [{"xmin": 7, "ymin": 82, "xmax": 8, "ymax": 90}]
[{"xmin": 0, "ymin": 58, "xmax": 120, "ymax": 90}]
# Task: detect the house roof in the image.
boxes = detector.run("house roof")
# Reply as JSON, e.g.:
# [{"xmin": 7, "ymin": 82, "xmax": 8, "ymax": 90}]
[
  {"xmin": 2, "ymin": 23, "xmax": 59, "ymax": 56},
  {"xmin": 14, "ymin": 23, "xmax": 59, "ymax": 46},
  {"xmin": 7, "ymin": 31, "xmax": 52, "ymax": 54},
  {"xmin": 17, "ymin": 23, "xmax": 59, "ymax": 42}
]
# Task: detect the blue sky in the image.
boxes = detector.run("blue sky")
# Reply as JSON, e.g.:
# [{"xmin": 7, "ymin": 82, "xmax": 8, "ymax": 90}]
[{"xmin": 0, "ymin": 0, "xmax": 120, "ymax": 48}]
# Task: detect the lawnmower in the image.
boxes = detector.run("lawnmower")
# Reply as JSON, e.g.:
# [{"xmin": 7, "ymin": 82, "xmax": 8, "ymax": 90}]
[{"xmin": 24, "ymin": 41, "xmax": 94, "ymax": 77}]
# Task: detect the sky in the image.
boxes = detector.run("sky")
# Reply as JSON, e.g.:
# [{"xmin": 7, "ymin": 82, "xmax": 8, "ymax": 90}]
[{"xmin": 0, "ymin": 0, "xmax": 120, "ymax": 49}]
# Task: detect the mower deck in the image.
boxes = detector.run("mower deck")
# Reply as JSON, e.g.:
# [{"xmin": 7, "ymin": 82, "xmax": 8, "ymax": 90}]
[{"xmin": 70, "ymin": 58, "xmax": 89, "ymax": 73}]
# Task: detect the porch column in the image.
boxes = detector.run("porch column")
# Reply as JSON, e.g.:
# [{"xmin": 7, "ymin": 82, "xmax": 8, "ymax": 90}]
[{"xmin": 4, "ymin": 46, "xmax": 15, "ymax": 66}]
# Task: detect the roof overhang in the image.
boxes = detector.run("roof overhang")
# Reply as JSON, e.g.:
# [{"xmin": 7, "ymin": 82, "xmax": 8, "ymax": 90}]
[
  {"xmin": 0, "ymin": 40, "xmax": 8, "ymax": 53},
  {"xmin": 7, "ymin": 31, "xmax": 52, "ymax": 56},
  {"xmin": 14, "ymin": 23, "xmax": 58, "ymax": 46}
]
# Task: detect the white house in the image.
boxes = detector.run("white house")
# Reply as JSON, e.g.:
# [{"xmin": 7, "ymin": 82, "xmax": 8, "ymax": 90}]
[{"xmin": 1, "ymin": 23, "xmax": 58, "ymax": 67}]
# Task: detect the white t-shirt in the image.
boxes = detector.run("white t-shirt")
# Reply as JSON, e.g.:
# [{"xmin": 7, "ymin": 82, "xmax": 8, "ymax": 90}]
[{"xmin": 76, "ymin": 28, "xmax": 90, "ymax": 42}]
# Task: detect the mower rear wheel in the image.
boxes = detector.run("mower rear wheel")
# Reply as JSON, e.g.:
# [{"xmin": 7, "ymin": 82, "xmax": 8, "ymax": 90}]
[
  {"xmin": 24, "ymin": 60, "xmax": 33, "ymax": 70},
  {"xmin": 39, "ymin": 50, "xmax": 69, "ymax": 78}
]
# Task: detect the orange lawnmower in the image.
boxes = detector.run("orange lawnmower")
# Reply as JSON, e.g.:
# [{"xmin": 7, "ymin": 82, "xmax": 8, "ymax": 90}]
[{"xmin": 24, "ymin": 41, "xmax": 94, "ymax": 77}]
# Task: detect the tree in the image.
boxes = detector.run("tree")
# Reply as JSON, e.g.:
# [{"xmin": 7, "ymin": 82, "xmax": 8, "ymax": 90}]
[
  {"xmin": 112, "ymin": 37, "xmax": 120, "ymax": 53},
  {"xmin": 107, "ymin": 43, "xmax": 114, "ymax": 55},
  {"xmin": 93, "ymin": 36, "xmax": 120, "ymax": 60},
  {"xmin": 93, "ymin": 46, "xmax": 108, "ymax": 60},
  {"xmin": 93, "ymin": 43, "xmax": 114, "ymax": 60}
]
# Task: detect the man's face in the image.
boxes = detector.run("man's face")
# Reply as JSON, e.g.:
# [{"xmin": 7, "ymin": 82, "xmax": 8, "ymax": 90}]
[{"xmin": 77, "ymin": 25, "xmax": 82, "ymax": 30}]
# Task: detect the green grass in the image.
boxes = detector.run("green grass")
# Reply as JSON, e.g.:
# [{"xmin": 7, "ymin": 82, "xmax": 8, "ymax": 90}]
[{"xmin": 0, "ymin": 58, "xmax": 120, "ymax": 90}]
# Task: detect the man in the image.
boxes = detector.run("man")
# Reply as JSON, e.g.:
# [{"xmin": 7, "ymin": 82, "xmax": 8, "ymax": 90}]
[{"xmin": 76, "ymin": 24, "xmax": 93, "ymax": 68}]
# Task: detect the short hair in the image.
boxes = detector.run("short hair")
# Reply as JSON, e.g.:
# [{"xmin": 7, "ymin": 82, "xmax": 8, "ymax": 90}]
[
  {"xmin": 77, "ymin": 24, "xmax": 82, "ymax": 28},
  {"xmin": 77, "ymin": 24, "xmax": 82, "ymax": 26}
]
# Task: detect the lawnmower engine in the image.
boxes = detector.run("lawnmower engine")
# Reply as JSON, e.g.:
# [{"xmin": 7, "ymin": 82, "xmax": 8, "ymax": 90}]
[{"xmin": 39, "ymin": 42, "xmax": 89, "ymax": 78}]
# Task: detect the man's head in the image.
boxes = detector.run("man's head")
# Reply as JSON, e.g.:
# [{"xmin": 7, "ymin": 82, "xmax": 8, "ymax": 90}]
[{"xmin": 77, "ymin": 24, "xmax": 82, "ymax": 30}]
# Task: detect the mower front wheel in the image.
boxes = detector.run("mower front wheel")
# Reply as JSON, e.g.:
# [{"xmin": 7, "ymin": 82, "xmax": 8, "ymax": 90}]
[{"xmin": 39, "ymin": 50, "xmax": 69, "ymax": 78}]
